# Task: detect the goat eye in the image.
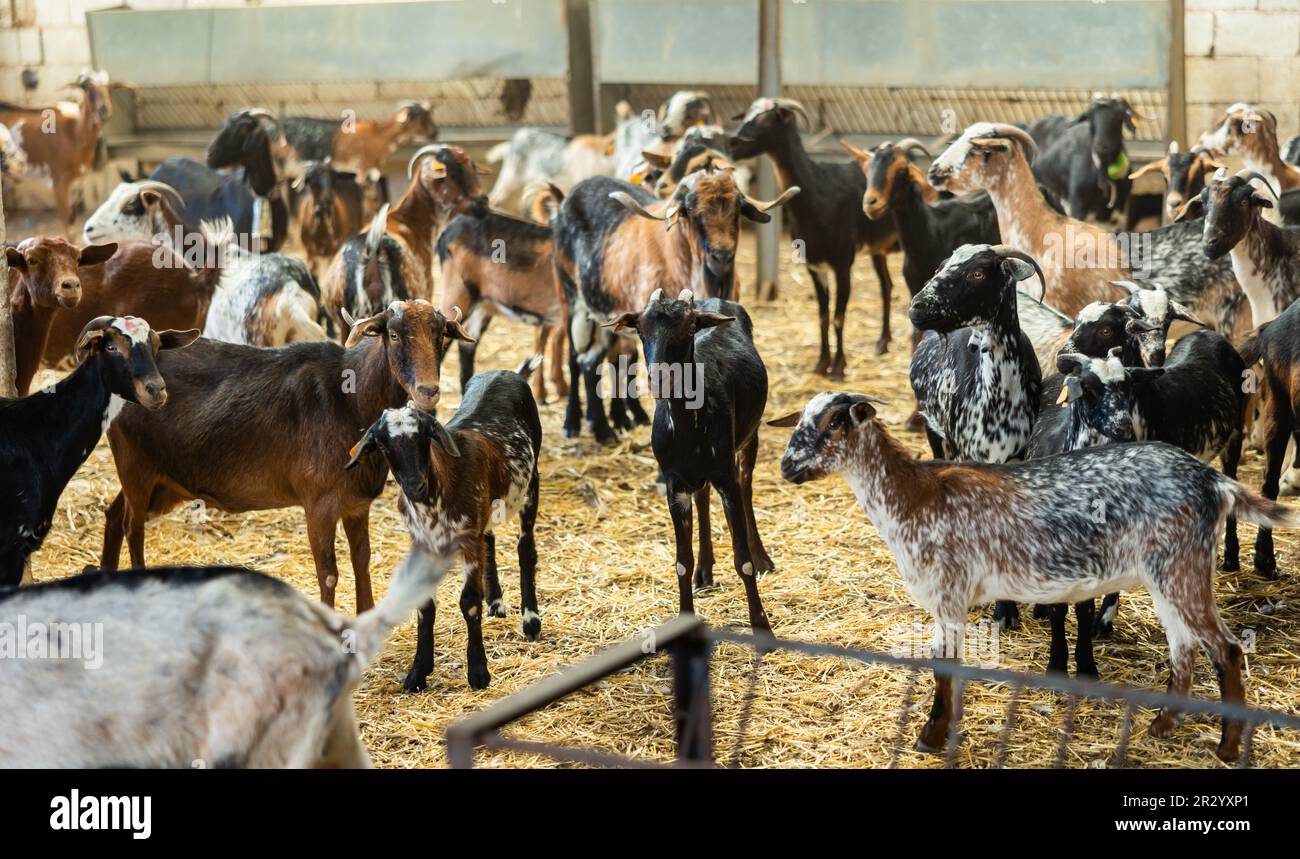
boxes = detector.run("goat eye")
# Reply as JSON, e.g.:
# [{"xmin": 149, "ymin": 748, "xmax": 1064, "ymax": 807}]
[
  {"xmin": 388, "ymin": 331, "xmax": 399, "ymax": 342},
  {"xmin": 105, "ymin": 342, "xmax": 117, "ymax": 353},
  {"xmin": 970, "ymin": 270, "xmax": 985, "ymax": 282},
  {"xmin": 1101, "ymin": 327, "xmax": 1113, "ymax": 338}
]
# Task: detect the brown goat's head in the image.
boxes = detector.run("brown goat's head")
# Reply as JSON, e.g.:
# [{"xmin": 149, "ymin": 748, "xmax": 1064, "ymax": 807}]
[
  {"xmin": 74, "ymin": 315, "xmax": 199, "ymax": 410},
  {"xmin": 1175, "ymin": 168, "xmax": 1277, "ymax": 260},
  {"xmin": 407, "ymin": 144, "xmax": 490, "ymax": 219},
  {"xmin": 73, "ymin": 69, "xmax": 113, "ymax": 124},
  {"xmin": 769, "ymin": 392, "xmax": 890, "ymax": 485},
  {"xmin": 393, "ymin": 100, "xmax": 439, "ymax": 145},
  {"xmin": 343, "ymin": 299, "xmax": 475, "ymax": 411},
  {"xmin": 1128, "ymin": 142, "xmax": 1226, "ymax": 222},
  {"xmin": 843, "ymin": 138, "xmax": 937, "ymax": 220},
  {"xmin": 344, "ymin": 404, "xmax": 460, "ymax": 502},
  {"xmin": 6, "ymin": 237, "xmax": 117, "ymax": 310},
  {"xmin": 610, "ymin": 168, "xmax": 798, "ymax": 294},
  {"xmin": 928, "ymin": 123, "xmax": 1037, "ymax": 194}
]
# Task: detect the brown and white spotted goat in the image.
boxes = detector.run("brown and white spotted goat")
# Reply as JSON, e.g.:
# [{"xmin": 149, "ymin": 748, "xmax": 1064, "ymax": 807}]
[
  {"xmin": 346, "ymin": 358, "xmax": 543, "ymax": 691},
  {"xmin": 771, "ymin": 392, "xmax": 1296, "ymax": 762}
]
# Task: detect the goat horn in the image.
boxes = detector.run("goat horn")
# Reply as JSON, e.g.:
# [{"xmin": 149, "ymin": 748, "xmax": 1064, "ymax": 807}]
[
  {"xmin": 679, "ymin": 289, "xmax": 695, "ymax": 303},
  {"xmin": 980, "ymin": 124, "xmax": 1038, "ymax": 166},
  {"xmin": 1235, "ymin": 169, "xmax": 1281, "ymax": 202},
  {"xmin": 132, "ymin": 180, "xmax": 185, "ymax": 208},
  {"xmin": 1108, "ymin": 279, "xmax": 1143, "ymax": 297},
  {"xmin": 769, "ymin": 98, "xmax": 811, "ymax": 128},
  {"xmin": 451, "ymin": 305, "xmax": 463, "ymax": 322},
  {"xmin": 647, "ymin": 288, "xmax": 664, "ymax": 307},
  {"xmin": 243, "ymin": 107, "xmax": 281, "ymax": 132},
  {"xmin": 341, "ymin": 307, "xmax": 357, "ymax": 328},
  {"xmin": 743, "ymin": 185, "xmax": 801, "ymax": 213},
  {"xmin": 894, "ymin": 137, "xmax": 932, "ymax": 159},
  {"xmin": 407, "ymin": 144, "xmax": 446, "ymax": 180},
  {"xmin": 989, "ymin": 245, "xmax": 1047, "ymax": 302}
]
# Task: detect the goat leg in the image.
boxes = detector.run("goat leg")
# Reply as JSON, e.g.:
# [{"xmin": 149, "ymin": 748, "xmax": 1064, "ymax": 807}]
[
  {"xmin": 667, "ymin": 484, "xmax": 695, "ymax": 615},
  {"xmin": 517, "ymin": 468, "xmax": 541, "ymax": 641},
  {"xmin": 1046, "ymin": 604, "xmax": 1069, "ymax": 674},
  {"xmin": 341, "ymin": 509, "xmax": 374, "ymax": 613},
  {"xmin": 1220, "ymin": 431, "xmax": 1244, "ymax": 572},
  {"xmin": 738, "ymin": 433, "xmax": 774, "ymax": 574},
  {"xmin": 402, "ymin": 598, "xmax": 437, "ymax": 693},
  {"xmin": 718, "ymin": 476, "xmax": 771, "ymax": 634},
  {"xmin": 693, "ymin": 487, "xmax": 714, "ymax": 590},
  {"xmin": 460, "ymin": 537, "xmax": 491, "ymax": 690},
  {"xmin": 305, "ymin": 507, "xmax": 342, "ymax": 608},
  {"xmin": 1073, "ymin": 600, "xmax": 1098, "ymax": 678},
  {"xmin": 99, "ymin": 491, "xmax": 128, "ymax": 572},
  {"xmin": 483, "ymin": 532, "xmax": 506, "ymax": 618},
  {"xmin": 917, "ymin": 669, "xmax": 955, "ymax": 754},
  {"xmin": 992, "ymin": 600, "xmax": 1020, "ymax": 631},
  {"xmin": 563, "ymin": 337, "xmax": 583, "ymax": 438},
  {"xmin": 808, "ymin": 266, "xmax": 832, "ymax": 376},
  {"xmin": 1093, "ymin": 593, "xmax": 1120, "ymax": 638},
  {"xmin": 870, "ymin": 253, "xmax": 891, "ymax": 357}
]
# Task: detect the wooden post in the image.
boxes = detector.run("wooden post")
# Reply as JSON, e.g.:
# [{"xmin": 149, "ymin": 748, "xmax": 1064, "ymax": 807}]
[
  {"xmin": 0, "ymin": 182, "xmax": 14, "ymax": 399},
  {"xmin": 754, "ymin": 0, "xmax": 782, "ymax": 301},
  {"xmin": 566, "ymin": 0, "xmax": 596, "ymax": 135},
  {"xmin": 1168, "ymin": 0, "xmax": 1186, "ymax": 148}
]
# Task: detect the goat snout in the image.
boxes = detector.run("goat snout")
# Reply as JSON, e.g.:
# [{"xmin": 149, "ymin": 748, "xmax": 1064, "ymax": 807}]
[
  {"xmin": 57, "ymin": 279, "xmax": 82, "ymax": 307},
  {"xmin": 413, "ymin": 385, "xmax": 440, "ymax": 408},
  {"xmin": 863, "ymin": 192, "xmax": 887, "ymax": 220},
  {"xmin": 138, "ymin": 379, "xmax": 168, "ymax": 409},
  {"xmin": 705, "ymin": 248, "xmax": 734, "ymax": 278},
  {"xmin": 779, "ymin": 456, "xmax": 812, "ymax": 484}
]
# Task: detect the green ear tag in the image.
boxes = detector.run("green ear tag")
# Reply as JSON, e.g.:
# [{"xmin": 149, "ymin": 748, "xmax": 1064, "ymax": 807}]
[{"xmin": 1107, "ymin": 151, "xmax": 1129, "ymax": 180}]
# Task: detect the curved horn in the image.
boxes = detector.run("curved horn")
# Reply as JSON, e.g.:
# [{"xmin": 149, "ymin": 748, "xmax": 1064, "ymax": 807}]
[
  {"xmin": 407, "ymin": 144, "xmax": 446, "ymax": 180},
  {"xmin": 990, "ymin": 245, "xmax": 1047, "ymax": 302},
  {"xmin": 1108, "ymin": 279, "xmax": 1143, "ymax": 298},
  {"xmin": 243, "ymin": 107, "xmax": 281, "ymax": 132},
  {"xmin": 771, "ymin": 98, "xmax": 811, "ymax": 128},
  {"xmin": 450, "ymin": 305, "xmax": 464, "ymax": 323},
  {"xmin": 981, "ymin": 123, "xmax": 1039, "ymax": 166},
  {"xmin": 646, "ymin": 288, "xmax": 665, "ymax": 308},
  {"xmin": 743, "ymin": 185, "xmax": 801, "ymax": 213},
  {"xmin": 893, "ymin": 137, "xmax": 932, "ymax": 160},
  {"xmin": 132, "ymin": 180, "xmax": 185, "ymax": 208},
  {"xmin": 679, "ymin": 289, "xmax": 695, "ymax": 303},
  {"xmin": 1235, "ymin": 168, "xmax": 1281, "ymax": 202}
]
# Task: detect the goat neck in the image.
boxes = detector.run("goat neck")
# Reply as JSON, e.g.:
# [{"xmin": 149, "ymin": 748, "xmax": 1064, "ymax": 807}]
[{"xmin": 344, "ymin": 335, "xmax": 411, "ymax": 422}]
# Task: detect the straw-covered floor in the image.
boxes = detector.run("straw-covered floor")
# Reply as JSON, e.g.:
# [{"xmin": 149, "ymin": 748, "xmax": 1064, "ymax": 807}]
[{"xmin": 27, "ymin": 232, "xmax": 1300, "ymax": 768}]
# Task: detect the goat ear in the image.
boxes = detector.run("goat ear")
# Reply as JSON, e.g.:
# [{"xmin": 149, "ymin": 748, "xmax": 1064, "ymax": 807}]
[
  {"xmin": 692, "ymin": 312, "xmax": 735, "ymax": 332},
  {"xmin": 344, "ymin": 312, "xmax": 387, "ymax": 348},
  {"xmin": 427, "ymin": 418, "xmax": 461, "ymax": 458},
  {"xmin": 1171, "ymin": 196, "xmax": 1204, "ymax": 222},
  {"xmin": 1170, "ymin": 301, "xmax": 1205, "ymax": 326},
  {"xmin": 740, "ymin": 200, "xmax": 772, "ymax": 224},
  {"xmin": 609, "ymin": 191, "xmax": 665, "ymax": 221},
  {"xmin": 910, "ymin": 163, "xmax": 940, "ymax": 203},
  {"xmin": 1001, "ymin": 257, "xmax": 1035, "ymax": 282},
  {"xmin": 5, "ymin": 247, "xmax": 26, "ymax": 271},
  {"xmin": 741, "ymin": 186, "xmax": 800, "ymax": 222},
  {"xmin": 1127, "ymin": 158, "xmax": 1166, "ymax": 181},
  {"xmin": 603, "ymin": 312, "xmax": 641, "ymax": 333},
  {"xmin": 1251, "ymin": 192, "xmax": 1275, "ymax": 209},
  {"xmin": 1125, "ymin": 317, "xmax": 1161, "ymax": 335},
  {"xmin": 77, "ymin": 242, "xmax": 118, "ymax": 267},
  {"xmin": 767, "ymin": 409, "xmax": 804, "ymax": 428},
  {"xmin": 442, "ymin": 318, "xmax": 477, "ymax": 343},
  {"xmin": 641, "ymin": 150, "xmax": 673, "ymax": 169},
  {"xmin": 839, "ymin": 140, "xmax": 871, "ymax": 164},
  {"xmin": 73, "ymin": 316, "xmax": 116, "ymax": 357},
  {"xmin": 344, "ymin": 426, "xmax": 378, "ymax": 470},
  {"xmin": 157, "ymin": 328, "xmax": 201, "ymax": 351},
  {"xmin": 1129, "ymin": 367, "xmax": 1166, "ymax": 384},
  {"xmin": 849, "ymin": 401, "xmax": 876, "ymax": 424}
]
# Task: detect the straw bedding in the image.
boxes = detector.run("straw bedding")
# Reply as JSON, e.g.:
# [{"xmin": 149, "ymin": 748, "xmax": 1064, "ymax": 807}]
[{"xmin": 25, "ymin": 231, "xmax": 1300, "ymax": 768}]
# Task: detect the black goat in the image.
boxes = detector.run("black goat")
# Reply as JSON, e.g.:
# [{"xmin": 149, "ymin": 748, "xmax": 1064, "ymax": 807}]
[
  {"xmin": 729, "ymin": 97, "xmax": 899, "ymax": 372},
  {"xmin": 0, "ymin": 317, "xmax": 198, "ymax": 586},
  {"xmin": 1031, "ymin": 95, "xmax": 1139, "ymax": 223},
  {"xmin": 607, "ymin": 290, "xmax": 773, "ymax": 630}
]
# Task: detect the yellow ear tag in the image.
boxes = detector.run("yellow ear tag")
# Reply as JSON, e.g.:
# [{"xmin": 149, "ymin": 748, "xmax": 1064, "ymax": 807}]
[
  {"xmin": 1056, "ymin": 385, "xmax": 1070, "ymax": 406},
  {"xmin": 349, "ymin": 441, "xmax": 362, "ymax": 458}
]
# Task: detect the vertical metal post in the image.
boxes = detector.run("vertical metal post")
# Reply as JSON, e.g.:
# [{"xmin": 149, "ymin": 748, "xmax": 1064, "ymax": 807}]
[
  {"xmin": 671, "ymin": 629, "xmax": 714, "ymax": 765},
  {"xmin": 0, "ymin": 178, "xmax": 13, "ymax": 399},
  {"xmin": 755, "ymin": 0, "xmax": 781, "ymax": 301},
  {"xmin": 565, "ymin": 0, "xmax": 596, "ymax": 135}
]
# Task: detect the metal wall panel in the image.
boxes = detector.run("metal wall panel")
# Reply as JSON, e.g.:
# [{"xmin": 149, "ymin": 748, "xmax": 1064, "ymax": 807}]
[{"xmin": 87, "ymin": 1, "xmax": 569, "ymax": 87}]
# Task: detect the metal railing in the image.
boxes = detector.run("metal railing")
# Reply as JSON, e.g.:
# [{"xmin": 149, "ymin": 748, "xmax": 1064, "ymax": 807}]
[{"xmin": 445, "ymin": 616, "xmax": 1300, "ymax": 769}]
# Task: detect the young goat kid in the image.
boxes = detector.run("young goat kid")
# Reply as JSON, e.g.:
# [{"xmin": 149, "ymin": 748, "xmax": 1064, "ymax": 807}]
[
  {"xmin": 346, "ymin": 359, "xmax": 542, "ymax": 691},
  {"xmin": 0, "ymin": 317, "xmax": 198, "ymax": 586},
  {"xmin": 772, "ymin": 392, "xmax": 1295, "ymax": 762},
  {"xmin": 606, "ymin": 290, "xmax": 773, "ymax": 630}
]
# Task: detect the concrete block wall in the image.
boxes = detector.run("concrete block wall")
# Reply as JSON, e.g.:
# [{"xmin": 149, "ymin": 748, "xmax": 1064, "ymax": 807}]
[{"xmin": 1185, "ymin": 0, "xmax": 1300, "ymax": 142}]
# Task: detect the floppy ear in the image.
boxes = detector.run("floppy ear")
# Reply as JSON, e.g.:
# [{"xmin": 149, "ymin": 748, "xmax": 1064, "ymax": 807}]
[
  {"xmin": 424, "ymin": 416, "xmax": 461, "ymax": 458},
  {"xmin": 1251, "ymin": 192, "xmax": 1275, "ymax": 209},
  {"xmin": 692, "ymin": 311, "xmax": 735, "ymax": 332},
  {"xmin": 767, "ymin": 410, "xmax": 804, "ymax": 428},
  {"xmin": 77, "ymin": 242, "xmax": 118, "ymax": 267},
  {"xmin": 602, "ymin": 312, "xmax": 641, "ymax": 333},
  {"xmin": 1129, "ymin": 367, "xmax": 1166, "ymax": 384},
  {"xmin": 344, "ymin": 425, "xmax": 379, "ymax": 470},
  {"xmin": 1125, "ymin": 317, "xmax": 1161, "ymax": 335},
  {"xmin": 1001, "ymin": 257, "xmax": 1036, "ymax": 282},
  {"xmin": 1172, "ymin": 196, "xmax": 1204, "ymax": 222},
  {"xmin": 441, "ymin": 317, "xmax": 477, "ymax": 343},
  {"xmin": 5, "ymin": 247, "xmax": 26, "ymax": 272},
  {"xmin": 157, "ymin": 328, "xmax": 201, "ymax": 350},
  {"xmin": 1127, "ymin": 158, "xmax": 1166, "ymax": 181},
  {"xmin": 1170, "ymin": 301, "xmax": 1205, "ymax": 326},
  {"xmin": 74, "ymin": 316, "xmax": 116, "ymax": 356},
  {"xmin": 641, "ymin": 151, "xmax": 673, "ymax": 169}
]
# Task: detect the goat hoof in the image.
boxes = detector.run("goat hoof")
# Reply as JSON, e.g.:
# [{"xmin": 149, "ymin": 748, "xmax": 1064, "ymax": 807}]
[
  {"xmin": 1254, "ymin": 560, "xmax": 1278, "ymax": 580},
  {"xmin": 521, "ymin": 615, "xmax": 541, "ymax": 641},
  {"xmin": 563, "ymin": 424, "xmax": 581, "ymax": 439},
  {"xmin": 812, "ymin": 357, "xmax": 831, "ymax": 377},
  {"xmin": 1046, "ymin": 660, "xmax": 1068, "ymax": 675},
  {"xmin": 1091, "ymin": 618, "xmax": 1114, "ymax": 640},
  {"xmin": 487, "ymin": 599, "xmax": 507, "ymax": 618},
  {"xmin": 753, "ymin": 554, "xmax": 776, "ymax": 575},
  {"xmin": 992, "ymin": 601, "xmax": 1020, "ymax": 630},
  {"xmin": 1032, "ymin": 604, "xmax": 1052, "ymax": 621},
  {"xmin": 693, "ymin": 567, "xmax": 714, "ymax": 590},
  {"xmin": 593, "ymin": 429, "xmax": 619, "ymax": 447},
  {"xmin": 1216, "ymin": 739, "xmax": 1242, "ymax": 763},
  {"xmin": 401, "ymin": 671, "xmax": 431, "ymax": 693},
  {"xmin": 1075, "ymin": 663, "xmax": 1100, "ymax": 679},
  {"xmin": 874, "ymin": 338, "xmax": 889, "ymax": 356},
  {"xmin": 467, "ymin": 664, "xmax": 492, "ymax": 691},
  {"xmin": 915, "ymin": 725, "xmax": 946, "ymax": 754},
  {"xmin": 1147, "ymin": 714, "xmax": 1176, "ymax": 739},
  {"xmin": 1219, "ymin": 557, "xmax": 1240, "ymax": 573}
]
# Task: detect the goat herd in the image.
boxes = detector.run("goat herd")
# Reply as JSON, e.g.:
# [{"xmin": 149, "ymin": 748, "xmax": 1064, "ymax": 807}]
[{"xmin": 3, "ymin": 79, "xmax": 1300, "ymax": 767}]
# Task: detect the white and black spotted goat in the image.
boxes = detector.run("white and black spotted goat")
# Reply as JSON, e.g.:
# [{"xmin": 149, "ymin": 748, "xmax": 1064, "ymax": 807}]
[
  {"xmin": 771, "ymin": 391, "xmax": 1296, "ymax": 762},
  {"xmin": 345, "ymin": 358, "xmax": 543, "ymax": 691},
  {"xmin": 908, "ymin": 243, "xmax": 1045, "ymax": 628}
]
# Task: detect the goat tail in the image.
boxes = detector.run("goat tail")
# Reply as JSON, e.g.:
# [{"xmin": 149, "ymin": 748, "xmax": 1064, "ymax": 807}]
[
  {"xmin": 1222, "ymin": 479, "xmax": 1300, "ymax": 530},
  {"xmin": 486, "ymin": 140, "xmax": 510, "ymax": 164},
  {"xmin": 347, "ymin": 550, "xmax": 447, "ymax": 671},
  {"xmin": 193, "ymin": 217, "xmax": 235, "ymax": 292},
  {"xmin": 514, "ymin": 353, "xmax": 544, "ymax": 379}
]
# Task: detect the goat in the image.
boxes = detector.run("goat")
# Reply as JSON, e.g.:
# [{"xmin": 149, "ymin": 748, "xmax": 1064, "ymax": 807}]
[
  {"xmin": 0, "ymin": 70, "xmax": 112, "ymax": 236},
  {"xmin": 0, "ymin": 317, "xmax": 198, "ymax": 587},
  {"xmin": 82, "ymin": 179, "xmax": 186, "ymax": 246},
  {"xmin": 199, "ymin": 108, "xmax": 289, "ymax": 252},
  {"xmin": 729, "ymin": 97, "xmax": 899, "ymax": 369},
  {"xmin": 606, "ymin": 289, "xmax": 773, "ymax": 628},
  {"xmin": 281, "ymin": 100, "xmax": 437, "ymax": 203},
  {"xmin": 1203, "ymin": 104, "xmax": 1300, "ymax": 199},
  {"xmin": 436, "ymin": 208, "xmax": 566, "ymax": 403},
  {"xmin": 98, "ymin": 300, "xmax": 475, "ymax": 614},
  {"xmin": 771, "ymin": 392, "xmax": 1292, "ymax": 762},
  {"xmin": 0, "ymin": 121, "xmax": 28, "ymax": 177},
  {"xmin": 294, "ymin": 160, "xmax": 365, "ymax": 279},
  {"xmin": 929, "ymin": 123, "xmax": 1247, "ymax": 347},
  {"xmin": 1239, "ymin": 300, "xmax": 1300, "ymax": 577},
  {"xmin": 0, "ymin": 550, "xmax": 446, "ymax": 767},
  {"xmin": 656, "ymin": 90, "xmax": 714, "ymax": 139},
  {"xmin": 345, "ymin": 359, "xmax": 542, "ymax": 691},
  {"xmin": 908, "ymin": 244, "xmax": 1045, "ymax": 629},
  {"xmin": 5, "ymin": 236, "xmax": 116, "ymax": 396},
  {"xmin": 1108, "ymin": 278, "xmax": 1204, "ymax": 367},
  {"xmin": 551, "ymin": 167, "xmax": 796, "ymax": 444},
  {"xmin": 1056, "ymin": 331, "xmax": 1248, "ymax": 644},
  {"xmin": 1128, "ymin": 142, "xmax": 1226, "ymax": 225},
  {"xmin": 486, "ymin": 127, "xmax": 615, "ymax": 212},
  {"xmin": 321, "ymin": 145, "xmax": 489, "ymax": 331},
  {"xmin": 1030, "ymin": 94, "xmax": 1140, "ymax": 223}
]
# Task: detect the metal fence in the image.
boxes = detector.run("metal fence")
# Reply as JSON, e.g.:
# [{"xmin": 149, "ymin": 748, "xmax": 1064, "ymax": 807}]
[{"xmin": 445, "ymin": 615, "xmax": 1300, "ymax": 769}]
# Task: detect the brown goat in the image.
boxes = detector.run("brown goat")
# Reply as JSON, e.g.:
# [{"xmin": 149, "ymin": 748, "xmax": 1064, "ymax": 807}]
[
  {"xmin": 0, "ymin": 71, "xmax": 113, "ymax": 237},
  {"xmin": 295, "ymin": 161, "xmax": 365, "ymax": 279},
  {"xmin": 5, "ymin": 237, "xmax": 117, "ymax": 396},
  {"xmin": 99, "ymin": 300, "xmax": 475, "ymax": 612}
]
